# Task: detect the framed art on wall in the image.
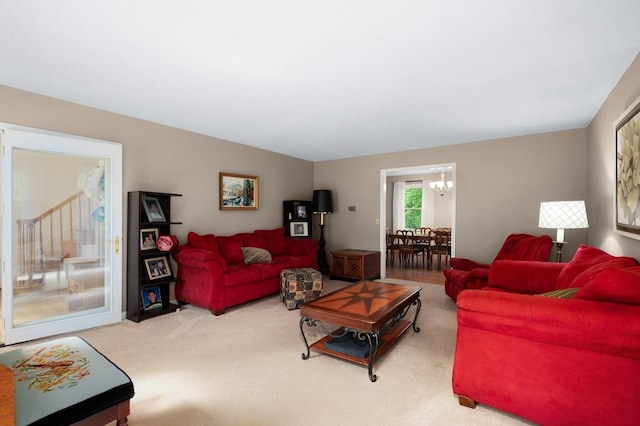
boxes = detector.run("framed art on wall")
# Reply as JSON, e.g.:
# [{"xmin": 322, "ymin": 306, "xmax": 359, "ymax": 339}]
[
  {"xmin": 615, "ymin": 94, "xmax": 640, "ymax": 240},
  {"xmin": 219, "ymin": 172, "xmax": 259, "ymax": 210}
]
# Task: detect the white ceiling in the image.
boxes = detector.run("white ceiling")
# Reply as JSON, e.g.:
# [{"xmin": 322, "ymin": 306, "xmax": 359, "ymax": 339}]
[{"xmin": 2, "ymin": 1, "xmax": 640, "ymax": 161}]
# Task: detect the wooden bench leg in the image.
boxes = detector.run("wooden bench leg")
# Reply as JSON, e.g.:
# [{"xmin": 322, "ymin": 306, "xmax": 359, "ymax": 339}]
[{"xmin": 458, "ymin": 395, "xmax": 476, "ymax": 408}]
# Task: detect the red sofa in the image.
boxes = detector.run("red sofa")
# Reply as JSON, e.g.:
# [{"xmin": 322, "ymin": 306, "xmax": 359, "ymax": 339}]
[
  {"xmin": 452, "ymin": 245, "xmax": 640, "ymax": 425},
  {"xmin": 443, "ymin": 233, "xmax": 553, "ymax": 301},
  {"xmin": 173, "ymin": 228, "xmax": 318, "ymax": 315}
]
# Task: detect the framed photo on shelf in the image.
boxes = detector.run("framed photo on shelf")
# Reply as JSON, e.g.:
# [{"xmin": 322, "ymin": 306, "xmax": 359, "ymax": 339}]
[
  {"xmin": 142, "ymin": 195, "xmax": 166, "ymax": 222},
  {"xmin": 295, "ymin": 202, "xmax": 307, "ymax": 219},
  {"xmin": 140, "ymin": 228, "xmax": 159, "ymax": 251},
  {"xmin": 290, "ymin": 222, "xmax": 309, "ymax": 237},
  {"xmin": 219, "ymin": 172, "xmax": 259, "ymax": 210},
  {"xmin": 615, "ymin": 94, "xmax": 640, "ymax": 240},
  {"xmin": 142, "ymin": 286, "xmax": 162, "ymax": 311},
  {"xmin": 144, "ymin": 256, "xmax": 173, "ymax": 281}
]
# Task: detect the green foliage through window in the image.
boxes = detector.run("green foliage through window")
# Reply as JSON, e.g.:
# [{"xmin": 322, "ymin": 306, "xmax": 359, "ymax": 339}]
[{"xmin": 405, "ymin": 187, "xmax": 422, "ymax": 229}]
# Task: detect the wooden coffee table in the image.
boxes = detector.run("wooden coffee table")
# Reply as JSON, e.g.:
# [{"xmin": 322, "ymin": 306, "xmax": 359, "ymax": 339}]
[{"xmin": 299, "ymin": 280, "xmax": 421, "ymax": 382}]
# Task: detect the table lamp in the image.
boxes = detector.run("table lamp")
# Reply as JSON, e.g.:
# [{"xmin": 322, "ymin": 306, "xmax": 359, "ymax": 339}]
[
  {"xmin": 312, "ymin": 189, "xmax": 333, "ymax": 273},
  {"xmin": 538, "ymin": 200, "xmax": 589, "ymax": 262}
]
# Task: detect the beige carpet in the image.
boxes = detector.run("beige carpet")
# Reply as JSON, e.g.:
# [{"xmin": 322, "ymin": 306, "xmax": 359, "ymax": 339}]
[{"xmin": 8, "ymin": 279, "xmax": 533, "ymax": 425}]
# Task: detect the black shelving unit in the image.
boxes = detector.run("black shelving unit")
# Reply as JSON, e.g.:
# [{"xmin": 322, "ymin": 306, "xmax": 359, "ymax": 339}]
[
  {"xmin": 283, "ymin": 200, "xmax": 312, "ymax": 238},
  {"xmin": 126, "ymin": 191, "xmax": 182, "ymax": 322}
]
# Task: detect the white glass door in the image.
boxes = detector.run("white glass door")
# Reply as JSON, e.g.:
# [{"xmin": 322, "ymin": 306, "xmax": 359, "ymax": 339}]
[{"xmin": 1, "ymin": 125, "xmax": 123, "ymax": 345}]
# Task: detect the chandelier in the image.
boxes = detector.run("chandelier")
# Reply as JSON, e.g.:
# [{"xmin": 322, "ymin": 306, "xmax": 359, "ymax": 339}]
[{"xmin": 429, "ymin": 172, "xmax": 453, "ymax": 196}]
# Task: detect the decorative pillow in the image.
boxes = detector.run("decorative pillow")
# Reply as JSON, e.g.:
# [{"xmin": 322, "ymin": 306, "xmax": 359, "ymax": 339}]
[
  {"xmin": 187, "ymin": 232, "xmax": 218, "ymax": 252},
  {"xmin": 569, "ymin": 256, "xmax": 639, "ymax": 288},
  {"xmin": 256, "ymin": 227, "xmax": 287, "ymax": 255},
  {"xmin": 215, "ymin": 235, "xmax": 244, "ymax": 265},
  {"xmin": 574, "ymin": 266, "xmax": 640, "ymax": 305},
  {"xmin": 241, "ymin": 247, "xmax": 272, "ymax": 264},
  {"xmin": 536, "ymin": 287, "xmax": 580, "ymax": 299},
  {"xmin": 239, "ymin": 232, "xmax": 268, "ymax": 250},
  {"xmin": 556, "ymin": 245, "xmax": 616, "ymax": 289}
]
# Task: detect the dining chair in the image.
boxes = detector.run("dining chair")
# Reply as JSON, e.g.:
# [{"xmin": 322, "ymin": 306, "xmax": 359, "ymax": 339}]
[
  {"xmin": 386, "ymin": 232, "xmax": 401, "ymax": 266},
  {"xmin": 430, "ymin": 229, "xmax": 451, "ymax": 270},
  {"xmin": 397, "ymin": 230, "xmax": 424, "ymax": 268}
]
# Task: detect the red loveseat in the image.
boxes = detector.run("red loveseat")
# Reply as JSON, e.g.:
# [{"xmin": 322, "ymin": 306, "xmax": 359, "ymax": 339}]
[
  {"xmin": 452, "ymin": 245, "xmax": 640, "ymax": 425},
  {"xmin": 443, "ymin": 233, "xmax": 553, "ymax": 301},
  {"xmin": 173, "ymin": 228, "xmax": 318, "ymax": 315}
]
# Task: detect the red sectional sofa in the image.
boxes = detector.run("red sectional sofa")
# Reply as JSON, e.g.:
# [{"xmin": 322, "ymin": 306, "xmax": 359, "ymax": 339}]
[
  {"xmin": 173, "ymin": 228, "xmax": 318, "ymax": 315},
  {"xmin": 452, "ymin": 245, "xmax": 640, "ymax": 425}
]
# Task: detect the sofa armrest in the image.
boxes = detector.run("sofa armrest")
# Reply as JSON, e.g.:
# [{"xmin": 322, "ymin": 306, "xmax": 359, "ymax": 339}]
[
  {"xmin": 449, "ymin": 257, "xmax": 490, "ymax": 271},
  {"xmin": 173, "ymin": 246, "xmax": 228, "ymax": 272},
  {"xmin": 488, "ymin": 260, "xmax": 565, "ymax": 294},
  {"xmin": 457, "ymin": 289, "xmax": 640, "ymax": 360}
]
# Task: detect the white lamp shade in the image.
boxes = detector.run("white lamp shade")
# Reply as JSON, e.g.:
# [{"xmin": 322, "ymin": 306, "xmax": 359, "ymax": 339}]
[{"xmin": 538, "ymin": 201, "xmax": 589, "ymax": 242}]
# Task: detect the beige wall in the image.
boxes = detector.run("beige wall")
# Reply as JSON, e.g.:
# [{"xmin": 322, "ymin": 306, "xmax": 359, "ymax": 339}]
[
  {"xmin": 315, "ymin": 129, "xmax": 588, "ymax": 266},
  {"xmin": 3, "ymin": 50, "xmax": 639, "ymax": 298},
  {"xmin": 0, "ymin": 85, "xmax": 315, "ymax": 308},
  {"xmin": 587, "ymin": 53, "xmax": 640, "ymax": 259}
]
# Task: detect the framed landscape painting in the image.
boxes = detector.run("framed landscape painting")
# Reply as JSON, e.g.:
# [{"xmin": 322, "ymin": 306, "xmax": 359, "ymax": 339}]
[
  {"xmin": 219, "ymin": 172, "xmax": 259, "ymax": 210},
  {"xmin": 615, "ymin": 94, "xmax": 640, "ymax": 240}
]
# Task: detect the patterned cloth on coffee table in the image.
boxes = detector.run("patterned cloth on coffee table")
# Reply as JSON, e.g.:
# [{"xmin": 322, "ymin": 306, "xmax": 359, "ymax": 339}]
[{"xmin": 280, "ymin": 267, "xmax": 323, "ymax": 309}]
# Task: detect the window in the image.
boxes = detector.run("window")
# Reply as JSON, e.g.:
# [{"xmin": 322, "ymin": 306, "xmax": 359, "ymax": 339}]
[{"xmin": 404, "ymin": 184, "xmax": 422, "ymax": 229}]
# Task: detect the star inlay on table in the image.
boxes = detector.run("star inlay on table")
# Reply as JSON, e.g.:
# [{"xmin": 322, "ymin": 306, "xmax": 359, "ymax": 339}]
[{"xmin": 309, "ymin": 281, "xmax": 415, "ymax": 317}]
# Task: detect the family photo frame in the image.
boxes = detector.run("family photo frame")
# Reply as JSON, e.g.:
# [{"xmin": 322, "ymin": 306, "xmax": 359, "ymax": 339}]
[
  {"xmin": 143, "ymin": 256, "xmax": 173, "ymax": 281},
  {"xmin": 290, "ymin": 222, "xmax": 309, "ymax": 237},
  {"xmin": 140, "ymin": 228, "xmax": 159, "ymax": 251},
  {"xmin": 219, "ymin": 172, "xmax": 259, "ymax": 210},
  {"xmin": 142, "ymin": 286, "xmax": 162, "ymax": 311},
  {"xmin": 294, "ymin": 202, "xmax": 307, "ymax": 219},
  {"xmin": 615, "ymin": 94, "xmax": 640, "ymax": 240},
  {"xmin": 142, "ymin": 195, "xmax": 166, "ymax": 222}
]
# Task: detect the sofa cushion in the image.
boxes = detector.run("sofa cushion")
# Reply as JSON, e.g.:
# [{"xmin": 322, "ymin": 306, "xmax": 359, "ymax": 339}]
[
  {"xmin": 216, "ymin": 235, "xmax": 244, "ymax": 265},
  {"xmin": 224, "ymin": 264, "xmax": 261, "ymax": 287},
  {"xmin": 256, "ymin": 227, "xmax": 287, "ymax": 255},
  {"xmin": 575, "ymin": 266, "xmax": 640, "ymax": 305},
  {"xmin": 238, "ymin": 232, "xmax": 268, "ymax": 250},
  {"xmin": 250, "ymin": 259, "xmax": 290, "ymax": 280},
  {"xmin": 569, "ymin": 256, "xmax": 639, "ymax": 288},
  {"xmin": 187, "ymin": 232, "xmax": 218, "ymax": 253},
  {"xmin": 557, "ymin": 245, "xmax": 623, "ymax": 289},
  {"xmin": 241, "ymin": 247, "xmax": 272, "ymax": 264}
]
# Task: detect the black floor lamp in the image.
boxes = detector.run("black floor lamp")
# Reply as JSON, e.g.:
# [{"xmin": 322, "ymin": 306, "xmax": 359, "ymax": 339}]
[{"xmin": 312, "ymin": 189, "xmax": 333, "ymax": 274}]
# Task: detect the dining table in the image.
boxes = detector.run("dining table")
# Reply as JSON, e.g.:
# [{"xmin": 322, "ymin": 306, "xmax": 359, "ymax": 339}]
[{"xmin": 387, "ymin": 230, "xmax": 451, "ymax": 270}]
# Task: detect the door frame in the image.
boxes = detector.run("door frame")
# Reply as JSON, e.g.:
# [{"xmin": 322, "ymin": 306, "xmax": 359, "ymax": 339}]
[
  {"xmin": 1, "ymin": 123, "xmax": 123, "ymax": 345},
  {"xmin": 379, "ymin": 163, "xmax": 456, "ymax": 279}
]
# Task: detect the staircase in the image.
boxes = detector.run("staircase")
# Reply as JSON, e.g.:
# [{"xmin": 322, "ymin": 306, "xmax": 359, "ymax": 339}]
[{"xmin": 14, "ymin": 191, "xmax": 100, "ymax": 290}]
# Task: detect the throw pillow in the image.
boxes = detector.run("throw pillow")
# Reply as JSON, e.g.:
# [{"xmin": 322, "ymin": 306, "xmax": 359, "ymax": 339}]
[
  {"xmin": 238, "ymin": 232, "xmax": 268, "ymax": 249},
  {"xmin": 187, "ymin": 232, "xmax": 218, "ymax": 252},
  {"xmin": 570, "ymin": 256, "xmax": 639, "ymax": 288},
  {"xmin": 256, "ymin": 227, "xmax": 287, "ymax": 255},
  {"xmin": 556, "ymin": 245, "xmax": 615, "ymax": 289},
  {"xmin": 241, "ymin": 247, "xmax": 273, "ymax": 264},
  {"xmin": 535, "ymin": 287, "xmax": 580, "ymax": 299},
  {"xmin": 215, "ymin": 235, "xmax": 244, "ymax": 265},
  {"xmin": 575, "ymin": 266, "xmax": 640, "ymax": 305}
]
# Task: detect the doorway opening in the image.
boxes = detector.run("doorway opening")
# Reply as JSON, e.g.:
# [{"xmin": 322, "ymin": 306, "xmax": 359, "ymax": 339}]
[{"xmin": 379, "ymin": 163, "xmax": 456, "ymax": 279}]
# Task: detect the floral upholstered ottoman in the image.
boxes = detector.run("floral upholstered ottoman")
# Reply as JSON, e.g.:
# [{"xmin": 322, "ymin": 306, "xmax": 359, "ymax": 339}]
[
  {"xmin": 0, "ymin": 336, "xmax": 134, "ymax": 425},
  {"xmin": 280, "ymin": 267, "xmax": 323, "ymax": 310}
]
